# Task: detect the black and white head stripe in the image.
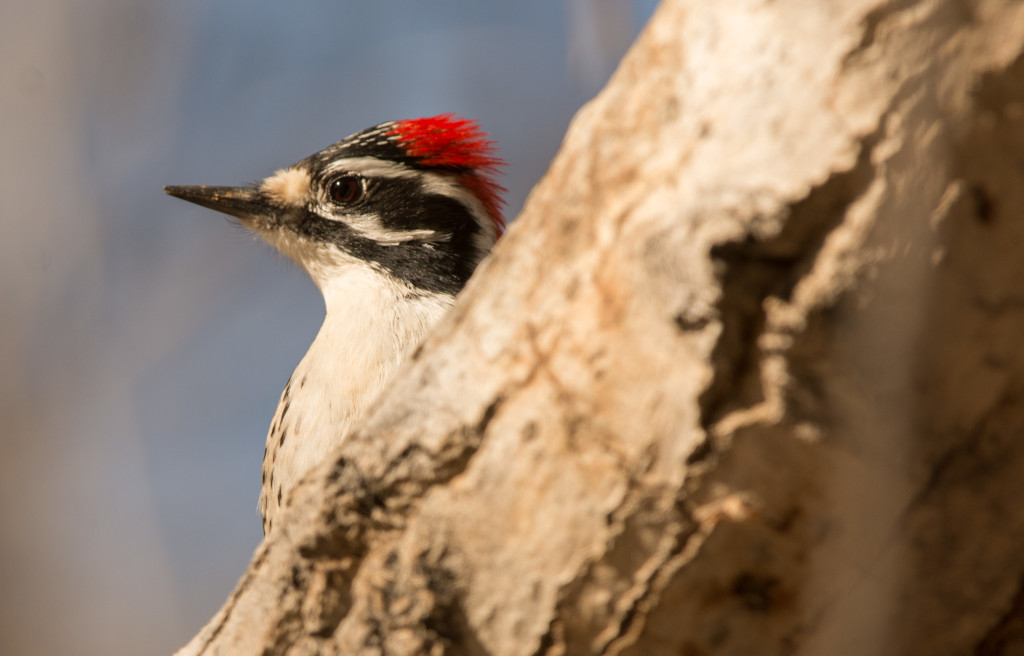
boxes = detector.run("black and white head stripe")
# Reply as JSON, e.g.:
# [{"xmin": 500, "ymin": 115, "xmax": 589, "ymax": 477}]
[
  {"xmin": 301, "ymin": 115, "xmax": 505, "ymax": 237},
  {"xmin": 249, "ymin": 117, "xmax": 506, "ymax": 295},
  {"xmin": 168, "ymin": 116, "xmax": 505, "ymax": 296}
]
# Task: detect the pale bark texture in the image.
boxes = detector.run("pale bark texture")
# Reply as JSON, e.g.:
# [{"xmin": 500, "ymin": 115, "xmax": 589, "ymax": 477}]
[{"xmin": 176, "ymin": 1, "xmax": 1024, "ymax": 654}]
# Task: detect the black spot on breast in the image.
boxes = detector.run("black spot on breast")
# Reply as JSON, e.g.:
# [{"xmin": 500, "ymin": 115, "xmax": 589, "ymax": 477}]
[
  {"xmin": 279, "ymin": 429, "xmax": 287, "ymax": 447},
  {"xmin": 278, "ymin": 487, "xmax": 283, "ymax": 504}
]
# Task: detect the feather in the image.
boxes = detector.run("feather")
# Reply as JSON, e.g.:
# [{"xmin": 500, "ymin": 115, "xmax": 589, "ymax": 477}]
[{"xmin": 390, "ymin": 114, "xmax": 507, "ymax": 234}]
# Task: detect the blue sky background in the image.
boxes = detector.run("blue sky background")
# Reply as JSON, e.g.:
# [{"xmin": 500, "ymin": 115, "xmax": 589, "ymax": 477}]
[{"xmin": 0, "ymin": 2, "xmax": 658, "ymax": 653}]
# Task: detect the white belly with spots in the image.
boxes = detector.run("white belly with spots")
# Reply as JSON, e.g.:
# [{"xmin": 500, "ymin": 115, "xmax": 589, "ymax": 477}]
[{"xmin": 259, "ymin": 266, "xmax": 451, "ymax": 533}]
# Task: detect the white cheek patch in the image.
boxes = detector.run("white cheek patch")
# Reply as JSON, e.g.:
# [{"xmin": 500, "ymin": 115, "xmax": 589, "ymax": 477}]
[
  {"xmin": 261, "ymin": 167, "xmax": 312, "ymax": 206},
  {"xmin": 340, "ymin": 212, "xmax": 445, "ymax": 246}
]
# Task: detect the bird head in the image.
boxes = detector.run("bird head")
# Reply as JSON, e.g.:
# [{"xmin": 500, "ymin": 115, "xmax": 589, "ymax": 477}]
[{"xmin": 165, "ymin": 114, "xmax": 505, "ymax": 296}]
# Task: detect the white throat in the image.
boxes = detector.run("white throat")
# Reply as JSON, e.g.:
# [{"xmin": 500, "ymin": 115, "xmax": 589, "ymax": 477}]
[{"xmin": 259, "ymin": 261, "xmax": 452, "ymax": 532}]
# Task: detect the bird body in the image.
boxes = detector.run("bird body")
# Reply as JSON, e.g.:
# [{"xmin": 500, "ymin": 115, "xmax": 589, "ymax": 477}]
[{"xmin": 166, "ymin": 115, "xmax": 504, "ymax": 533}]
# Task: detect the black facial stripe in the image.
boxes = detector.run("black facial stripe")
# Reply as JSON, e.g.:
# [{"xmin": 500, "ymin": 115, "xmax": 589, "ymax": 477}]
[
  {"xmin": 358, "ymin": 177, "xmax": 477, "ymax": 233},
  {"xmin": 294, "ymin": 201, "xmax": 482, "ymax": 296},
  {"xmin": 278, "ymin": 123, "xmax": 490, "ymax": 295}
]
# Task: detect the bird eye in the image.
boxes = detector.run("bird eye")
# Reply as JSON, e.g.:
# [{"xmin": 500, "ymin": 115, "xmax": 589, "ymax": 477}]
[{"xmin": 328, "ymin": 176, "xmax": 363, "ymax": 204}]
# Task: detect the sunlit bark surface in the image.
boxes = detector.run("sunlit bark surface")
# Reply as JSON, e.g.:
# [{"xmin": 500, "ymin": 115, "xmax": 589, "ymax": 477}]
[{"xmin": 177, "ymin": 2, "xmax": 1024, "ymax": 654}]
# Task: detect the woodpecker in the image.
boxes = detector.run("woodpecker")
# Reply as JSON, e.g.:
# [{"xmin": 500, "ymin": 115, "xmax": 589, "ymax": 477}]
[{"xmin": 165, "ymin": 115, "xmax": 505, "ymax": 534}]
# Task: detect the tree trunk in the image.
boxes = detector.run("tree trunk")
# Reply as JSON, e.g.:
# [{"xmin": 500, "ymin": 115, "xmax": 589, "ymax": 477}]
[{"xmin": 175, "ymin": 1, "xmax": 1024, "ymax": 654}]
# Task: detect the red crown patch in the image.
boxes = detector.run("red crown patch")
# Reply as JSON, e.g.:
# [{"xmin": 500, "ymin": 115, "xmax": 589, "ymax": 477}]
[{"xmin": 390, "ymin": 114, "xmax": 507, "ymax": 234}]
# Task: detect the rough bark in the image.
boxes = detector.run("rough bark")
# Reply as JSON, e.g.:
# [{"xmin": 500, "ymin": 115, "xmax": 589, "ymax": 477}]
[{"xmin": 176, "ymin": 1, "xmax": 1024, "ymax": 654}]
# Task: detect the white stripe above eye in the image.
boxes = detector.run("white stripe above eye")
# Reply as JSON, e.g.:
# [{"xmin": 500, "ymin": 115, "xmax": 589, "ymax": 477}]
[
  {"xmin": 320, "ymin": 156, "xmax": 497, "ymax": 255},
  {"xmin": 322, "ymin": 156, "xmax": 420, "ymax": 180}
]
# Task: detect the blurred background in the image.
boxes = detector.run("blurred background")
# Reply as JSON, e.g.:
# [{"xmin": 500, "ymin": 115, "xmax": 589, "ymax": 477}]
[{"xmin": 0, "ymin": 1, "xmax": 657, "ymax": 654}]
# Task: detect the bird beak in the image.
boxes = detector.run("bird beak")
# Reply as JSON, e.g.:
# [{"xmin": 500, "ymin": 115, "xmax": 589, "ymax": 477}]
[{"xmin": 163, "ymin": 185, "xmax": 272, "ymax": 221}]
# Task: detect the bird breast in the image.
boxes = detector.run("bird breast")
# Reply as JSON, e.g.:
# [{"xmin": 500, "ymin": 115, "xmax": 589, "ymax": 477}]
[{"xmin": 258, "ymin": 265, "xmax": 453, "ymax": 533}]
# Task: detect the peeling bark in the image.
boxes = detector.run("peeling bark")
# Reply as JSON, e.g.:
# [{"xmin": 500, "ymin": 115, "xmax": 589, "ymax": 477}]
[{"xmin": 176, "ymin": 1, "xmax": 1024, "ymax": 654}]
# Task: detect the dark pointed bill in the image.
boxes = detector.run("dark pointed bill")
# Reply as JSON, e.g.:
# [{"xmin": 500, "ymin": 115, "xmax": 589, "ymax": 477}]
[{"xmin": 163, "ymin": 185, "xmax": 269, "ymax": 220}]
